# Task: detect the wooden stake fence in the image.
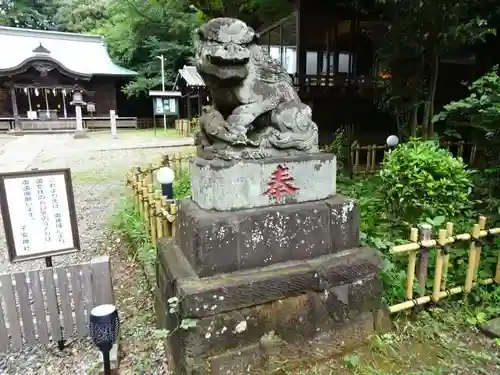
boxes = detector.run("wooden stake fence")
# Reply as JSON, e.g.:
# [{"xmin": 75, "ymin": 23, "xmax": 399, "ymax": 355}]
[
  {"xmin": 125, "ymin": 153, "xmax": 192, "ymax": 244},
  {"xmin": 350, "ymin": 140, "xmax": 479, "ymax": 174},
  {"xmin": 174, "ymin": 119, "xmax": 192, "ymax": 137},
  {"xmin": 388, "ymin": 216, "xmax": 500, "ymax": 313}
]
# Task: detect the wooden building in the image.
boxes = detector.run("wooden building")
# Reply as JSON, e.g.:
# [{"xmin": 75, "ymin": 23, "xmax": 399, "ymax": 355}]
[
  {"xmin": 257, "ymin": 0, "xmax": 393, "ymax": 144},
  {"xmin": 0, "ymin": 26, "xmax": 138, "ymax": 132},
  {"xmin": 257, "ymin": 0, "xmax": 484, "ymax": 144},
  {"xmin": 173, "ymin": 65, "xmax": 209, "ymax": 120}
]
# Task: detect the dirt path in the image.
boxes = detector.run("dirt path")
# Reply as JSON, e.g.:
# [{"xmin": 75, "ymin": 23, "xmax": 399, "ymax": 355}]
[{"xmin": 0, "ymin": 133, "xmax": 194, "ymax": 374}]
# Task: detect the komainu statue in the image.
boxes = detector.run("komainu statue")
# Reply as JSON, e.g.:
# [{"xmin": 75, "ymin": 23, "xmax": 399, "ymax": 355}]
[{"xmin": 195, "ymin": 17, "xmax": 319, "ymax": 160}]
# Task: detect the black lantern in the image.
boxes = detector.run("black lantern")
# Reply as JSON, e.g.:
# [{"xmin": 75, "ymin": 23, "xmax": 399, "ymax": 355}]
[{"xmin": 89, "ymin": 304, "xmax": 120, "ymax": 375}]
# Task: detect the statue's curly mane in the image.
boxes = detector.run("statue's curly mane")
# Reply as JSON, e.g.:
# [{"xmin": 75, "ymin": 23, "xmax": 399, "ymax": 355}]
[{"xmin": 249, "ymin": 45, "xmax": 293, "ymax": 85}]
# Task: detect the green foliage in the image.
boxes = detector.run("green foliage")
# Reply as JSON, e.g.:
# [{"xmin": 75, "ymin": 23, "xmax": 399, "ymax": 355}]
[
  {"xmin": 0, "ymin": 0, "xmax": 58, "ymax": 29},
  {"xmin": 112, "ymin": 193, "xmax": 198, "ymax": 340},
  {"xmin": 379, "ymin": 139, "xmax": 472, "ymax": 224},
  {"xmin": 92, "ymin": 0, "xmax": 199, "ymax": 96},
  {"xmin": 433, "ymin": 66, "xmax": 500, "ymax": 131},
  {"xmin": 188, "ymin": 0, "xmax": 293, "ymax": 30},
  {"xmin": 375, "ymin": 0, "xmax": 495, "ymax": 136},
  {"xmin": 112, "ymin": 199, "xmax": 156, "ymax": 281},
  {"xmin": 321, "ymin": 127, "xmax": 349, "ymax": 169},
  {"xmin": 54, "ymin": 0, "xmax": 111, "ymax": 33},
  {"xmin": 174, "ymin": 167, "xmax": 192, "ymax": 199}
]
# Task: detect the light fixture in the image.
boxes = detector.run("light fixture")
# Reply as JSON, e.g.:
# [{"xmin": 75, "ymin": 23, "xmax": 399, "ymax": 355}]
[
  {"xmin": 386, "ymin": 135, "xmax": 399, "ymax": 149},
  {"xmin": 155, "ymin": 166, "xmax": 175, "ymax": 199},
  {"xmin": 89, "ymin": 304, "xmax": 120, "ymax": 375}
]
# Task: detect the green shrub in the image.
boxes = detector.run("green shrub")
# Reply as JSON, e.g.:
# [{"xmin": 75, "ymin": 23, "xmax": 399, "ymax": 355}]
[
  {"xmin": 111, "ymin": 199, "xmax": 156, "ymax": 284},
  {"xmin": 379, "ymin": 139, "xmax": 473, "ymax": 224},
  {"xmin": 173, "ymin": 166, "xmax": 191, "ymax": 199}
]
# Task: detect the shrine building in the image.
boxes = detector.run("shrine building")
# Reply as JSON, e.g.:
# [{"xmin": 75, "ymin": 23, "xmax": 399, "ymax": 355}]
[{"xmin": 0, "ymin": 26, "xmax": 138, "ymax": 132}]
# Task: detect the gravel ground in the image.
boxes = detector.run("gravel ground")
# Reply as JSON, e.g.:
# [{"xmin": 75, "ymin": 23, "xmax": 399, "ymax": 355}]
[{"xmin": 0, "ymin": 134, "xmax": 194, "ymax": 374}]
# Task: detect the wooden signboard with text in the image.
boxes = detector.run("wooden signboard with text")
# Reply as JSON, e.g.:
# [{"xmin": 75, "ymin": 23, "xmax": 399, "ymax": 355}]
[{"xmin": 0, "ymin": 168, "xmax": 80, "ymax": 262}]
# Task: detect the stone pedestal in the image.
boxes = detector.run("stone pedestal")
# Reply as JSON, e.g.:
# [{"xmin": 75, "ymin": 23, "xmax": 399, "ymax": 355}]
[
  {"xmin": 155, "ymin": 153, "xmax": 385, "ymax": 375},
  {"xmin": 190, "ymin": 154, "xmax": 336, "ymax": 211},
  {"xmin": 73, "ymin": 129, "xmax": 88, "ymax": 139}
]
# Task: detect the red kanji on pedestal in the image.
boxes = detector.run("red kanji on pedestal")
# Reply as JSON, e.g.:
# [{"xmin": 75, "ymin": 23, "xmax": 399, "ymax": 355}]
[{"xmin": 263, "ymin": 165, "xmax": 299, "ymax": 199}]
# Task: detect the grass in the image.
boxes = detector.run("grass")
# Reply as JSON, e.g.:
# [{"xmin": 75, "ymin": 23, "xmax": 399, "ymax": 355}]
[
  {"xmin": 286, "ymin": 298, "xmax": 500, "ymax": 375},
  {"xmin": 110, "ymin": 160, "xmax": 500, "ymax": 374}
]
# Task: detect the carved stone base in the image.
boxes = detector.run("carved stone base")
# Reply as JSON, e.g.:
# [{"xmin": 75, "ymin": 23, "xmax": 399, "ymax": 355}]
[
  {"xmin": 177, "ymin": 195, "xmax": 359, "ymax": 277},
  {"xmin": 190, "ymin": 153, "xmax": 336, "ymax": 211},
  {"xmin": 155, "ymin": 238, "xmax": 385, "ymax": 375}
]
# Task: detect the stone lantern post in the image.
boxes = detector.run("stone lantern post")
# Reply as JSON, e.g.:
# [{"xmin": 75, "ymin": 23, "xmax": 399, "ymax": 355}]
[{"xmin": 70, "ymin": 90, "xmax": 87, "ymax": 138}]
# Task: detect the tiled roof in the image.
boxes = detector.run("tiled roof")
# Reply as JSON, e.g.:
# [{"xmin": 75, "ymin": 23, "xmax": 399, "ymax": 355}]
[{"xmin": 0, "ymin": 26, "xmax": 137, "ymax": 77}]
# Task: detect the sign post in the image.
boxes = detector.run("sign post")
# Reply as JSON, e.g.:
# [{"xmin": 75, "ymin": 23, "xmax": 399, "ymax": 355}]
[
  {"xmin": 0, "ymin": 168, "xmax": 80, "ymax": 350},
  {"xmin": 148, "ymin": 90, "xmax": 181, "ymax": 134}
]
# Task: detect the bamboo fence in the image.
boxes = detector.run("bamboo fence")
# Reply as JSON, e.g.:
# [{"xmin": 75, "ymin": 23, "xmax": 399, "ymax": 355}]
[
  {"xmin": 350, "ymin": 140, "xmax": 479, "ymax": 174},
  {"xmin": 125, "ymin": 153, "xmax": 192, "ymax": 245},
  {"xmin": 388, "ymin": 216, "xmax": 500, "ymax": 313},
  {"xmin": 125, "ymin": 153, "xmax": 499, "ymax": 316},
  {"xmin": 175, "ymin": 119, "xmax": 192, "ymax": 137}
]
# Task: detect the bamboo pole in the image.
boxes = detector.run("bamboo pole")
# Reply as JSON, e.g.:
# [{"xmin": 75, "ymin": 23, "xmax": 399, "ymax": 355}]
[
  {"xmin": 354, "ymin": 144, "xmax": 360, "ymax": 172},
  {"xmin": 406, "ymin": 228, "xmax": 418, "ymax": 300},
  {"xmin": 365, "ymin": 145, "xmax": 371, "ymax": 173},
  {"xmin": 155, "ymin": 191, "xmax": 164, "ymax": 241},
  {"xmin": 417, "ymin": 224, "xmax": 432, "ymax": 297},
  {"xmin": 170, "ymin": 203, "xmax": 177, "ymax": 237},
  {"xmin": 161, "ymin": 197, "xmax": 170, "ymax": 237},
  {"xmin": 470, "ymin": 144, "xmax": 477, "ymax": 165},
  {"xmin": 137, "ymin": 177, "xmax": 144, "ymax": 218},
  {"xmin": 388, "ymin": 278, "xmax": 495, "ymax": 314},
  {"xmin": 142, "ymin": 185, "xmax": 149, "ymax": 228},
  {"xmin": 370, "ymin": 144, "xmax": 376, "ymax": 172},
  {"xmin": 390, "ymin": 227, "xmax": 500, "ymax": 254},
  {"xmin": 432, "ymin": 229, "xmax": 446, "ymax": 302},
  {"xmin": 464, "ymin": 223, "xmax": 481, "ymax": 293},
  {"xmin": 474, "ymin": 216, "xmax": 486, "ymax": 282},
  {"xmin": 441, "ymin": 222, "xmax": 453, "ymax": 290},
  {"xmin": 148, "ymin": 184, "xmax": 156, "ymax": 247}
]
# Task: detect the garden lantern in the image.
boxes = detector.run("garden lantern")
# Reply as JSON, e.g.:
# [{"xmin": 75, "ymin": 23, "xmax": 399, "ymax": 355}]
[
  {"xmin": 89, "ymin": 304, "xmax": 120, "ymax": 375},
  {"xmin": 156, "ymin": 166, "xmax": 175, "ymax": 199},
  {"xmin": 70, "ymin": 90, "xmax": 87, "ymax": 138},
  {"xmin": 386, "ymin": 135, "xmax": 399, "ymax": 149}
]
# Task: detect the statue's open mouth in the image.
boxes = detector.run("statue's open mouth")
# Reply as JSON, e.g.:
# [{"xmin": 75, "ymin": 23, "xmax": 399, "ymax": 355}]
[{"xmin": 207, "ymin": 55, "xmax": 249, "ymax": 66}]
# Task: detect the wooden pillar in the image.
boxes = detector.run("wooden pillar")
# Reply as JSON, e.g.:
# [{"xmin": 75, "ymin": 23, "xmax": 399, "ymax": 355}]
[
  {"xmin": 197, "ymin": 89, "xmax": 202, "ymax": 116},
  {"xmin": 325, "ymin": 26, "xmax": 331, "ymax": 75},
  {"xmin": 187, "ymin": 95, "xmax": 192, "ymax": 119},
  {"xmin": 333, "ymin": 23, "xmax": 339, "ymax": 74},
  {"xmin": 296, "ymin": 0, "xmax": 307, "ymax": 90},
  {"xmin": 279, "ymin": 24, "xmax": 284, "ymax": 67},
  {"xmin": 10, "ymin": 86, "xmax": 20, "ymax": 130}
]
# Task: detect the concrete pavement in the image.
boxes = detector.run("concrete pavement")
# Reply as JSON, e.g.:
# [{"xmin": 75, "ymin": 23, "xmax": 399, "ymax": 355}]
[{"xmin": 0, "ymin": 133, "xmax": 194, "ymax": 173}]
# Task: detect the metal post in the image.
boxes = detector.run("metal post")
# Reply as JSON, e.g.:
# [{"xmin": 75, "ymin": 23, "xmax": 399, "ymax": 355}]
[
  {"xmin": 45, "ymin": 256, "xmax": 65, "ymax": 351},
  {"xmin": 160, "ymin": 55, "xmax": 167, "ymax": 132}
]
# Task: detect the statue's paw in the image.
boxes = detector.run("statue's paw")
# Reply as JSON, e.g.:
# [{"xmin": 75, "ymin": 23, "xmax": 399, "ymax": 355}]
[
  {"xmin": 246, "ymin": 138, "xmax": 260, "ymax": 147},
  {"xmin": 231, "ymin": 134, "xmax": 249, "ymax": 145}
]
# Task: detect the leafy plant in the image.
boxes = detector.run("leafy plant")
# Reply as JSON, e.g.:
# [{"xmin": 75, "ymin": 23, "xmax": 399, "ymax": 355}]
[{"xmin": 379, "ymin": 139, "xmax": 473, "ymax": 224}]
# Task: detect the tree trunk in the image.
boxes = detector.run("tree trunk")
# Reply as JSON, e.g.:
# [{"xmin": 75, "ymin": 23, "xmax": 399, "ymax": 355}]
[{"xmin": 426, "ymin": 51, "xmax": 440, "ymax": 138}]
